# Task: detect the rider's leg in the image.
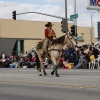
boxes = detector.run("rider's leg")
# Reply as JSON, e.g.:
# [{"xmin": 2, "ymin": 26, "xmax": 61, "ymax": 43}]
[{"xmin": 41, "ymin": 38, "xmax": 49, "ymax": 56}]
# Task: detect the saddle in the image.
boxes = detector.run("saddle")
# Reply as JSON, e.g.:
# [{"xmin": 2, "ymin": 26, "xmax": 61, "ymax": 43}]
[{"xmin": 36, "ymin": 39, "xmax": 54, "ymax": 58}]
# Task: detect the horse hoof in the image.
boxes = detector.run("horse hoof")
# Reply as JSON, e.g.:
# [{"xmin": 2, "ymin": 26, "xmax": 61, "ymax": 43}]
[
  {"xmin": 51, "ymin": 71, "xmax": 54, "ymax": 75},
  {"xmin": 39, "ymin": 74, "xmax": 42, "ymax": 76},
  {"xmin": 56, "ymin": 74, "xmax": 60, "ymax": 77}
]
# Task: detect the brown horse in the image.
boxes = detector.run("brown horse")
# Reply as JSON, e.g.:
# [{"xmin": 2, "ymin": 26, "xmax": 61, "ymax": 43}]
[{"xmin": 36, "ymin": 33, "xmax": 76, "ymax": 77}]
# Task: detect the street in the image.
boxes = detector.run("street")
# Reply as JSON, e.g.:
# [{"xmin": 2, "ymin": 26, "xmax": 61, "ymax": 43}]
[{"xmin": 0, "ymin": 69, "xmax": 100, "ymax": 100}]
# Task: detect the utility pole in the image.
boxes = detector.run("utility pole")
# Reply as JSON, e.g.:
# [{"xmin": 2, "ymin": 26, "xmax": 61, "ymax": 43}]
[
  {"xmin": 74, "ymin": 0, "xmax": 78, "ymax": 44},
  {"xmin": 74, "ymin": 0, "xmax": 77, "ymax": 36},
  {"xmin": 65, "ymin": 0, "xmax": 68, "ymax": 34}
]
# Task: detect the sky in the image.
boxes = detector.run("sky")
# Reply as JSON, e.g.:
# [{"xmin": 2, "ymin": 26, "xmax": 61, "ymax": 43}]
[{"xmin": 0, "ymin": 0, "xmax": 99, "ymax": 26}]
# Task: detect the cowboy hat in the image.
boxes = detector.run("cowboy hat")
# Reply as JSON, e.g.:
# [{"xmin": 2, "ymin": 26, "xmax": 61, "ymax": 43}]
[{"xmin": 45, "ymin": 22, "xmax": 54, "ymax": 27}]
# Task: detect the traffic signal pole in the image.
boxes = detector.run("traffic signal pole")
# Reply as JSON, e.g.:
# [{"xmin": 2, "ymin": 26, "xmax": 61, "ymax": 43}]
[
  {"xmin": 74, "ymin": 0, "xmax": 77, "ymax": 36},
  {"xmin": 12, "ymin": 0, "xmax": 71, "ymax": 34},
  {"xmin": 16, "ymin": 11, "xmax": 73, "ymax": 21},
  {"xmin": 65, "ymin": 0, "xmax": 68, "ymax": 33},
  {"xmin": 74, "ymin": 0, "xmax": 78, "ymax": 44},
  {"xmin": 12, "ymin": 0, "xmax": 71, "ymax": 32}
]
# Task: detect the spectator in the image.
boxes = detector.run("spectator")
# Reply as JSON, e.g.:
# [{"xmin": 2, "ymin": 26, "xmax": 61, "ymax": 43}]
[
  {"xmin": 79, "ymin": 52, "xmax": 86, "ymax": 69},
  {"xmin": 89, "ymin": 52, "xmax": 95, "ymax": 62},
  {"xmin": 0, "ymin": 53, "xmax": 2, "ymax": 59},
  {"xmin": 28, "ymin": 53, "xmax": 32, "ymax": 61},
  {"xmin": 59, "ymin": 56, "xmax": 65, "ymax": 68},
  {"xmin": 66, "ymin": 44, "xmax": 75, "ymax": 60},
  {"xmin": 82, "ymin": 45, "xmax": 89, "ymax": 54},
  {"xmin": 69, "ymin": 53, "xmax": 76, "ymax": 63},
  {"xmin": 91, "ymin": 43, "xmax": 94, "ymax": 47},
  {"xmin": 2, "ymin": 53, "xmax": 5, "ymax": 60},
  {"xmin": 92, "ymin": 47, "xmax": 99, "ymax": 59},
  {"xmin": 75, "ymin": 50, "xmax": 80, "ymax": 66}
]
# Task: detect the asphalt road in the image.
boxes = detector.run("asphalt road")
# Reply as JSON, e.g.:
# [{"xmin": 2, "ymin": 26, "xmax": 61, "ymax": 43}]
[{"xmin": 0, "ymin": 69, "xmax": 100, "ymax": 100}]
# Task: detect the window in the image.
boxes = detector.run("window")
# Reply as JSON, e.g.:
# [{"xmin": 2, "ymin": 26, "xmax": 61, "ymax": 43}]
[{"xmin": 12, "ymin": 40, "xmax": 24, "ymax": 56}]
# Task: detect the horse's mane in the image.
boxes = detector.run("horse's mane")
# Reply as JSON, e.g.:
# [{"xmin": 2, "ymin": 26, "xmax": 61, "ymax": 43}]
[{"xmin": 51, "ymin": 35, "xmax": 65, "ymax": 45}]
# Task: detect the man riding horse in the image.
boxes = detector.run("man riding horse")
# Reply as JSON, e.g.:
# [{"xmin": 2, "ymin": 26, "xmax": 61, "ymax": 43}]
[
  {"xmin": 41, "ymin": 22, "xmax": 57, "ymax": 57},
  {"xmin": 36, "ymin": 21, "xmax": 76, "ymax": 77}
]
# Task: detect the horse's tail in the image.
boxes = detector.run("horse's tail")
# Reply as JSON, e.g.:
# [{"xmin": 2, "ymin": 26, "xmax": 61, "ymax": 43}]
[{"xmin": 35, "ymin": 52, "xmax": 40, "ymax": 70}]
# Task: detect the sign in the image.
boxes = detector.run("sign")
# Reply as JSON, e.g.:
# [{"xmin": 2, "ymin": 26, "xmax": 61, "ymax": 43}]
[
  {"xmin": 97, "ymin": 22, "xmax": 100, "ymax": 37},
  {"xmin": 94, "ymin": 22, "xmax": 100, "ymax": 38},
  {"xmin": 86, "ymin": 0, "xmax": 100, "ymax": 10},
  {"xmin": 70, "ymin": 14, "xmax": 78, "ymax": 19},
  {"xmin": 76, "ymin": 36, "xmax": 83, "ymax": 40}
]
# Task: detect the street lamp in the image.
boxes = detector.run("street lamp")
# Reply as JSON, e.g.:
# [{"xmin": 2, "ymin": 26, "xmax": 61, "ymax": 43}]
[
  {"xmin": 91, "ymin": 10, "xmax": 98, "ymax": 43},
  {"xmin": 91, "ymin": 11, "xmax": 98, "ymax": 28}
]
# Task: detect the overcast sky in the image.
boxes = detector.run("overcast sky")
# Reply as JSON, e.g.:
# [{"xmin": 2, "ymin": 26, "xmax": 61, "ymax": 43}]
[{"xmin": 0, "ymin": 0, "xmax": 99, "ymax": 26}]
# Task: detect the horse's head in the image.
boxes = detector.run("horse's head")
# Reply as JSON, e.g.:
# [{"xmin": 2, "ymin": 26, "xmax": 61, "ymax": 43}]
[
  {"xmin": 69, "ymin": 32, "xmax": 78, "ymax": 45},
  {"xmin": 64, "ymin": 32, "xmax": 77, "ymax": 48}
]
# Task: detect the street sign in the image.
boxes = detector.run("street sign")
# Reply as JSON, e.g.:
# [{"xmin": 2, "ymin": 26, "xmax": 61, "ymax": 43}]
[
  {"xmin": 97, "ymin": 22, "xmax": 100, "ymax": 38},
  {"xmin": 70, "ymin": 14, "xmax": 78, "ymax": 19},
  {"xmin": 76, "ymin": 36, "xmax": 83, "ymax": 40}
]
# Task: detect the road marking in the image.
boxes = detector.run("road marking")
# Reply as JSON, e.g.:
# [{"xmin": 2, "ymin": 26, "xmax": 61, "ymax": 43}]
[{"xmin": 0, "ymin": 80, "xmax": 100, "ymax": 90}]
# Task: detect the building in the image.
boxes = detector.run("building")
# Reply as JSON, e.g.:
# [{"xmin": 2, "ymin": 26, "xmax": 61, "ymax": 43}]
[{"xmin": 0, "ymin": 18, "xmax": 97, "ymax": 56}]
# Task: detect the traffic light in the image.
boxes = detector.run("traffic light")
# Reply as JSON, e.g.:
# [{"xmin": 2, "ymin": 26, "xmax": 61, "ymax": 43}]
[
  {"xmin": 71, "ymin": 25, "xmax": 75, "ymax": 36},
  {"xmin": 71, "ymin": 25, "xmax": 77, "ymax": 36},
  {"xmin": 61, "ymin": 19, "xmax": 66, "ymax": 33},
  {"xmin": 12, "ymin": 10, "xmax": 16, "ymax": 20}
]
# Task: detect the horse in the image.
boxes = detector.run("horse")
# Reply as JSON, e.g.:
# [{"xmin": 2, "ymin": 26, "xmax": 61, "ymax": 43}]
[{"xmin": 36, "ymin": 33, "xmax": 76, "ymax": 77}]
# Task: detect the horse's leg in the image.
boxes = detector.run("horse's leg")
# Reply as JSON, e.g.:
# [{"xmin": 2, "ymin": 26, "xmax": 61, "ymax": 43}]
[
  {"xmin": 43, "ymin": 67, "xmax": 47, "ymax": 76},
  {"xmin": 55, "ymin": 59, "xmax": 60, "ymax": 77},
  {"xmin": 35, "ymin": 53, "xmax": 42, "ymax": 76},
  {"xmin": 39, "ymin": 57, "xmax": 45, "ymax": 76},
  {"xmin": 51, "ymin": 63, "xmax": 55, "ymax": 75},
  {"xmin": 35, "ymin": 53, "xmax": 40, "ymax": 71},
  {"xmin": 51, "ymin": 58, "xmax": 60, "ymax": 77},
  {"xmin": 39, "ymin": 68, "xmax": 42, "ymax": 76},
  {"xmin": 51, "ymin": 65, "xmax": 59, "ymax": 77}
]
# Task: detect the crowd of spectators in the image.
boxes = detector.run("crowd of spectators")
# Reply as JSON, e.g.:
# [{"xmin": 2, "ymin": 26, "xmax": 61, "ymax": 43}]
[
  {"xmin": 59, "ymin": 43, "xmax": 100, "ymax": 69},
  {"xmin": 0, "ymin": 52, "xmax": 36, "ymax": 68},
  {"xmin": 1, "ymin": 43, "xmax": 100, "ymax": 69}
]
